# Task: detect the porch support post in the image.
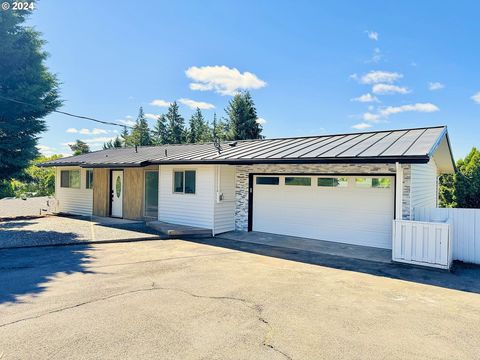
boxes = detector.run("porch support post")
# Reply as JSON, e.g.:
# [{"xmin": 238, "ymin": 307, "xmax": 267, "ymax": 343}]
[{"xmin": 395, "ymin": 162, "xmax": 403, "ymax": 220}]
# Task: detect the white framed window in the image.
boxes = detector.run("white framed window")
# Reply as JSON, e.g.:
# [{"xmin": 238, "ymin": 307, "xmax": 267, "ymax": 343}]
[
  {"xmin": 60, "ymin": 170, "xmax": 80, "ymax": 189},
  {"xmin": 173, "ymin": 170, "xmax": 196, "ymax": 194}
]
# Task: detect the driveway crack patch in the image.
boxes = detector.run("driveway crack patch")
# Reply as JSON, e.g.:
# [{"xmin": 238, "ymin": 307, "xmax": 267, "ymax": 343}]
[{"xmin": 1, "ymin": 283, "xmax": 293, "ymax": 359}]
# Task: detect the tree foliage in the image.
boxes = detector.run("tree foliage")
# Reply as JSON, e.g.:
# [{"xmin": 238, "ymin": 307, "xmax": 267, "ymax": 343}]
[
  {"xmin": 0, "ymin": 154, "xmax": 61, "ymax": 199},
  {"xmin": 130, "ymin": 107, "xmax": 152, "ymax": 146},
  {"xmin": 0, "ymin": 2, "xmax": 62, "ymax": 181},
  {"xmin": 103, "ymin": 136, "xmax": 122, "ymax": 149},
  {"xmin": 439, "ymin": 147, "xmax": 480, "ymax": 208},
  {"xmin": 187, "ymin": 108, "xmax": 212, "ymax": 143},
  {"xmin": 165, "ymin": 102, "xmax": 186, "ymax": 144},
  {"xmin": 225, "ymin": 91, "xmax": 263, "ymax": 140},
  {"xmin": 69, "ymin": 140, "xmax": 90, "ymax": 155},
  {"xmin": 152, "ymin": 114, "xmax": 168, "ymax": 145}
]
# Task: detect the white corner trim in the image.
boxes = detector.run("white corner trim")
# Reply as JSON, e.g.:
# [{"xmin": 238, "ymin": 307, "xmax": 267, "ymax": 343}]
[{"xmin": 395, "ymin": 162, "xmax": 403, "ymax": 220}]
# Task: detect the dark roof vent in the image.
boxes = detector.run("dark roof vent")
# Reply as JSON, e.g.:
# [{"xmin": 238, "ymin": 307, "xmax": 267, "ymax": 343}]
[
  {"xmin": 228, "ymin": 141, "xmax": 238, "ymax": 147},
  {"xmin": 135, "ymin": 145, "xmax": 138, "ymax": 153},
  {"xmin": 164, "ymin": 149, "xmax": 168, "ymax": 157}
]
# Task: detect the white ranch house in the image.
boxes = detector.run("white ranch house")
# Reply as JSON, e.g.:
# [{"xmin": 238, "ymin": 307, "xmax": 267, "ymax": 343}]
[{"xmin": 41, "ymin": 125, "xmax": 457, "ymax": 267}]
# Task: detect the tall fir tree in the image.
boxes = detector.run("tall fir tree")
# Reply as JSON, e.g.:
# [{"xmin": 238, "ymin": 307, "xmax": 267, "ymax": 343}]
[
  {"xmin": 225, "ymin": 91, "xmax": 263, "ymax": 140},
  {"xmin": 152, "ymin": 114, "xmax": 168, "ymax": 145},
  {"xmin": 212, "ymin": 113, "xmax": 228, "ymax": 141},
  {"xmin": 188, "ymin": 108, "xmax": 212, "ymax": 143},
  {"xmin": 165, "ymin": 101, "xmax": 186, "ymax": 144},
  {"xmin": 130, "ymin": 107, "xmax": 152, "ymax": 146},
  {"xmin": 120, "ymin": 126, "xmax": 130, "ymax": 147},
  {"xmin": 103, "ymin": 136, "xmax": 123, "ymax": 149},
  {"xmin": 0, "ymin": 3, "xmax": 62, "ymax": 181}
]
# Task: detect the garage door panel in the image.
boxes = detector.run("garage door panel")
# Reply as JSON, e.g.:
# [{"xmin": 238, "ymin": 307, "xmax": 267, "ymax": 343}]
[{"xmin": 252, "ymin": 175, "xmax": 394, "ymax": 249}]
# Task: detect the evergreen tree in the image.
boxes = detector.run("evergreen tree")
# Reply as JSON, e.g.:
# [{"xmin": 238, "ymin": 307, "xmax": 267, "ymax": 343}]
[
  {"xmin": 152, "ymin": 114, "xmax": 168, "ymax": 145},
  {"xmin": 225, "ymin": 91, "xmax": 263, "ymax": 140},
  {"xmin": 130, "ymin": 107, "xmax": 152, "ymax": 146},
  {"xmin": 120, "ymin": 126, "xmax": 131, "ymax": 147},
  {"xmin": 165, "ymin": 102, "xmax": 186, "ymax": 144},
  {"xmin": 69, "ymin": 140, "xmax": 90, "ymax": 155},
  {"xmin": 212, "ymin": 113, "xmax": 228, "ymax": 141},
  {"xmin": 188, "ymin": 108, "xmax": 212, "ymax": 143},
  {"xmin": 0, "ymin": 3, "xmax": 62, "ymax": 181},
  {"xmin": 103, "ymin": 136, "xmax": 123, "ymax": 149}
]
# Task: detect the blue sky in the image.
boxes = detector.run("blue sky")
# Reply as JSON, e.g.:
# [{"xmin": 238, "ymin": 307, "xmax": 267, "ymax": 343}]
[{"xmin": 30, "ymin": 1, "xmax": 480, "ymax": 159}]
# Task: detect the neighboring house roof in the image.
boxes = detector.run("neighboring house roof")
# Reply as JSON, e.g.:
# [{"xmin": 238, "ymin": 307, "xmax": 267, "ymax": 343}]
[{"xmin": 40, "ymin": 125, "xmax": 455, "ymax": 172}]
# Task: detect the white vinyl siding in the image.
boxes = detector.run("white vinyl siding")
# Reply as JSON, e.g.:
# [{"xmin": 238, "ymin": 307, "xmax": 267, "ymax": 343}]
[
  {"xmin": 158, "ymin": 165, "xmax": 215, "ymax": 229},
  {"xmin": 55, "ymin": 167, "xmax": 93, "ymax": 216},
  {"xmin": 213, "ymin": 166, "xmax": 236, "ymax": 234},
  {"xmin": 411, "ymin": 160, "xmax": 438, "ymax": 210}
]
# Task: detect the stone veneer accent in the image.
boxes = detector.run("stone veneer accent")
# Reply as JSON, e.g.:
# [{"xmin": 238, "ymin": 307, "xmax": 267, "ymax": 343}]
[{"xmin": 234, "ymin": 163, "xmax": 411, "ymax": 231}]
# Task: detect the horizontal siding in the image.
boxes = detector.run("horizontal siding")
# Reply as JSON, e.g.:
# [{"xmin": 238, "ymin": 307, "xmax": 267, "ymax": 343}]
[
  {"xmin": 411, "ymin": 160, "xmax": 438, "ymax": 209},
  {"xmin": 214, "ymin": 166, "xmax": 236, "ymax": 234},
  {"xmin": 55, "ymin": 167, "xmax": 93, "ymax": 216},
  {"xmin": 158, "ymin": 165, "xmax": 214, "ymax": 229}
]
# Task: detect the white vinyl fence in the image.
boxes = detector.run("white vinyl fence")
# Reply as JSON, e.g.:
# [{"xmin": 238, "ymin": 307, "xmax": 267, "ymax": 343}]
[{"xmin": 414, "ymin": 207, "xmax": 480, "ymax": 264}]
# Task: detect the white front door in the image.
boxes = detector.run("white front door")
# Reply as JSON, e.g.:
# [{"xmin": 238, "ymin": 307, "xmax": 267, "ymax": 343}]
[
  {"xmin": 252, "ymin": 175, "xmax": 395, "ymax": 249},
  {"xmin": 111, "ymin": 170, "xmax": 123, "ymax": 218}
]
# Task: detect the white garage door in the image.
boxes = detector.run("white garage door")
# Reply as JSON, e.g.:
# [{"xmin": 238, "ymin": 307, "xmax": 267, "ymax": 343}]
[{"xmin": 252, "ymin": 175, "xmax": 395, "ymax": 249}]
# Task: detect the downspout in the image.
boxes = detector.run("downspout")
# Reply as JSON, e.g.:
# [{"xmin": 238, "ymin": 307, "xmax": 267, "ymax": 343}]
[{"xmin": 395, "ymin": 162, "xmax": 403, "ymax": 220}]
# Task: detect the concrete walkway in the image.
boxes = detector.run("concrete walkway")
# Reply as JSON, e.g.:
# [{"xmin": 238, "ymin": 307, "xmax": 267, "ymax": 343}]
[{"xmin": 217, "ymin": 231, "xmax": 392, "ymax": 264}]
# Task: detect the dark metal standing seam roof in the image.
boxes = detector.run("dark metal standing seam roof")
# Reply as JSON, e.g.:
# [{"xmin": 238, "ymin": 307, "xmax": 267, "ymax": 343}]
[{"xmin": 39, "ymin": 125, "xmax": 449, "ymax": 168}]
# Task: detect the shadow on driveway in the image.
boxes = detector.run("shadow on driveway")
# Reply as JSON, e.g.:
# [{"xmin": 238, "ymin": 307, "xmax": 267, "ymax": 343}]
[
  {"xmin": 0, "ymin": 238, "xmax": 93, "ymax": 304},
  {"xmin": 188, "ymin": 236, "xmax": 480, "ymax": 294}
]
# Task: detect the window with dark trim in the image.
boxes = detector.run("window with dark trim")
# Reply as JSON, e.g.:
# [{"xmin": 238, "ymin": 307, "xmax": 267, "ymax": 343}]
[
  {"xmin": 60, "ymin": 170, "xmax": 80, "ymax": 189},
  {"xmin": 256, "ymin": 176, "xmax": 280, "ymax": 185},
  {"xmin": 173, "ymin": 170, "xmax": 196, "ymax": 194},
  {"xmin": 285, "ymin": 177, "xmax": 311, "ymax": 186},
  {"xmin": 86, "ymin": 170, "xmax": 94, "ymax": 189}
]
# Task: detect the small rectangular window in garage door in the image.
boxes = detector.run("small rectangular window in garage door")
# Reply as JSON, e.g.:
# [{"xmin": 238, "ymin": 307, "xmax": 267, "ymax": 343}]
[
  {"xmin": 355, "ymin": 177, "xmax": 392, "ymax": 188},
  {"xmin": 285, "ymin": 177, "xmax": 311, "ymax": 186},
  {"xmin": 317, "ymin": 177, "xmax": 348, "ymax": 187},
  {"xmin": 256, "ymin": 176, "xmax": 280, "ymax": 185}
]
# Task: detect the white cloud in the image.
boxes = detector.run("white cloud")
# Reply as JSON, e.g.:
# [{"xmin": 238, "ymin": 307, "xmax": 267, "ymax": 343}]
[
  {"xmin": 66, "ymin": 128, "xmax": 108, "ymax": 135},
  {"xmin": 256, "ymin": 117, "xmax": 267, "ymax": 125},
  {"xmin": 367, "ymin": 48, "xmax": 383, "ymax": 63},
  {"xmin": 37, "ymin": 144, "xmax": 57, "ymax": 156},
  {"xmin": 118, "ymin": 119, "xmax": 136, "ymax": 126},
  {"xmin": 366, "ymin": 31, "xmax": 379, "ymax": 41},
  {"xmin": 178, "ymin": 98, "xmax": 215, "ymax": 110},
  {"xmin": 352, "ymin": 122, "xmax": 373, "ymax": 130},
  {"xmin": 351, "ymin": 93, "xmax": 379, "ymax": 103},
  {"xmin": 372, "ymin": 83, "xmax": 410, "ymax": 95},
  {"xmin": 150, "ymin": 99, "xmax": 171, "ymax": 107},
  {"xmin": 358, "ymin": 71, "xmax": 403, "ymax": 84},
  {"xmin": 362, "ymin": 112, "xmax": 381, "ymax": 122},
  {"xmin": 428, "ymin": 82, "xmax": 445, "ymax": 91},
  {"xmin": 186, "ymin": 65, "xmax": 267, "ymax": 96},
  {"xmin": 379, "ymin": 103, "xmax": 439, "ymax": 117},
  {"xmin": 471, "ymin": 92, "xmax": 480, "ymax": 104},
  {"xmin": 145, "ymin": 113, "xmax": 160, "ymax": 120}
]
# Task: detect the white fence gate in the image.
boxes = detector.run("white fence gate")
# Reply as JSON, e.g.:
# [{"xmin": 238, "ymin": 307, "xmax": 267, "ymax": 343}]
[
  {"xmin": 414, "ymin": 207, "xmax": 480, "ymax": 264},
  {"xmin": 392, "ymin": 220, "xmax": 452, "ymax": 269}
]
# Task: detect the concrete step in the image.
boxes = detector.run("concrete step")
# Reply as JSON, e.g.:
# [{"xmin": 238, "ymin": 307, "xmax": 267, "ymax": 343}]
[{"xmin": 146, "ymin": 221, "xmax": 212, "ymax": 238}]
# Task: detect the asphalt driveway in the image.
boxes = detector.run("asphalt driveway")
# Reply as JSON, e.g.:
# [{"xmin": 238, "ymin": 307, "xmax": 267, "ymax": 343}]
[{"xmin": 1, "ymin": 239, "xmax": 480, "ymax": 359}]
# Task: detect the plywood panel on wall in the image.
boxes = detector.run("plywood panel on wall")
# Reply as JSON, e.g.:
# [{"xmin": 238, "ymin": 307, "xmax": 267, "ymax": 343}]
[
  {"xmin": 123, "ymin": 168, "xmax": 144, "ymax": 220},
  {"xmin": 92, "ymin": 168, "xmax": 109, "ymax": 216}
]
